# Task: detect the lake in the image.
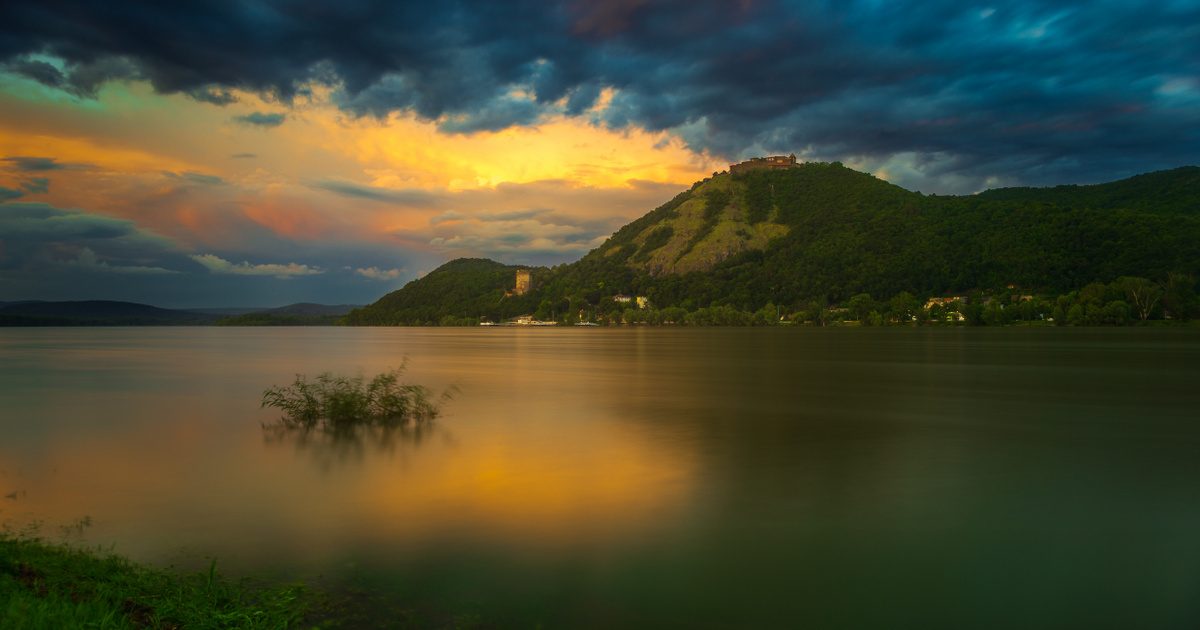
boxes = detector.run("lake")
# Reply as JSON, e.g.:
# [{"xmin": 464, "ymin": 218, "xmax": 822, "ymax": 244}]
[{"xmin": 2, "ymin": 327, "xmax": 1199, "ymax": 628}]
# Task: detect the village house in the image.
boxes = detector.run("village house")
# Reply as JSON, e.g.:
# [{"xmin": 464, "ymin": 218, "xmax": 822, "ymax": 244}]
[
  {"xmin": 613, "ymin": 295, "xmax": 650, "ymax": 309},
  {"xmin": 924, "ymin": 296, "xmax": 968, "ymax": 310}
]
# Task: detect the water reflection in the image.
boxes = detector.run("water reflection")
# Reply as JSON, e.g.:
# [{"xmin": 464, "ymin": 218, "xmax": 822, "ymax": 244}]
[
  {"xmin": 261, "ymin": 422, "xmax": 447, "ymax": 473},
  {"xmin": 2, "ymin": 327, "xmax": 1200, "ymax": 628}
]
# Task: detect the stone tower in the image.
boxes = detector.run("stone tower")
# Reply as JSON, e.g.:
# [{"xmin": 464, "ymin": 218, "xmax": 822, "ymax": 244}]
[{"xmin": 514, "ymin": 269, "xmax": 533, "ymax": 295}]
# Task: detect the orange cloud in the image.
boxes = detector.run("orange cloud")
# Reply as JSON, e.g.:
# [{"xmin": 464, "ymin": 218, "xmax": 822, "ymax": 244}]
[
  {"xmin": 298, "ymin": 106, "xmax": 720, "ymax": 190},
  {"xmin": 240, "ymin": 193, "xmax": 335, "ymax": 241}
]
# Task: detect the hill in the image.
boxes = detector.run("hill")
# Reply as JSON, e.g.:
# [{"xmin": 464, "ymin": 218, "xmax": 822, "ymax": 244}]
[
  {"xmin": 0, "ymin": 301, "xmax": 220, "ymax": 326},
  {"xmin": 217, "ymin": 303, "xmax": 361, "ymax": 326},
  {"xmin": 347, "ymin": 163, "xmax": 1200, "ymax": 325},
  {"xmin": 345, "ymin": 259, "xmax": 545, "ymax": 325}
]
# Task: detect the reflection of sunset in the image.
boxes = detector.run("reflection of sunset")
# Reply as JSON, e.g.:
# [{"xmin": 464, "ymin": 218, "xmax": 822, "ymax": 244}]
[
  {"xmin": 352, "ymin": 423, "xmax": 695, "ymax": 541},
  {"xmin": 4, "ymin": 411, "xmax": 696, "ymax": 560},
  {"xmin": 0, "ymin": 329, "xmax": 700, "ymax": 563}
]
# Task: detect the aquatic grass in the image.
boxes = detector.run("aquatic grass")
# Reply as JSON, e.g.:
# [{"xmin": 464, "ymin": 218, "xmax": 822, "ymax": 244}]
[
  {"xmin": 0, "ymin": 533, "xmax": 306, "ymax": 629},
  {"xmin": 261, "ymin": 364, "xmax": 450, "ymax": 432}
]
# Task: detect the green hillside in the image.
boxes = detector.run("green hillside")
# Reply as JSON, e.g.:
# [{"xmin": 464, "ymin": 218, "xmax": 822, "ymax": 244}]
[
  {"xmin": 345, "ymin": 258, "xmax": 547, "ymax": 325},
  {"xmin": 348, "ymin": 163, "xmax": 1200, "ymax": 325}
]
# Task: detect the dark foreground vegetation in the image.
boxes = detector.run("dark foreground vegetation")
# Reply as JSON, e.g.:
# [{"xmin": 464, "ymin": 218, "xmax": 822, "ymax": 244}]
[{"xmin": 0, "ymin": 533, "xmax": 305, "ymax": 629}]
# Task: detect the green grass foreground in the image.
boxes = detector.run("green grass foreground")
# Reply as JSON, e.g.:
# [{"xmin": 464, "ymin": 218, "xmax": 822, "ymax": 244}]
[{"xmin": 1, "ymin": 534, "xmax": 307, "ymax": 629}]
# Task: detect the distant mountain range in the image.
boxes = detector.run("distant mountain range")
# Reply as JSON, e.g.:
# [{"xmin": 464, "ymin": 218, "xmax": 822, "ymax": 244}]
[
  {"xmin": 345, "ymin": 163, "xmax": 1200, "ymax": 325},
  {"xmin": 0, "ymin": 301, "xmax": 360, "ymax": 326},
  {"xmin": 214, "ymin": 303, "xmax": 361, "ymax": 326}
]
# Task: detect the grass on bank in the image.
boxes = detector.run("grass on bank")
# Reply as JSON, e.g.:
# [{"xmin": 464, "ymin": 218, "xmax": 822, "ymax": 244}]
[{"xmin": 1, "ymin": 533, "xmax": 306, "ymax": 629}]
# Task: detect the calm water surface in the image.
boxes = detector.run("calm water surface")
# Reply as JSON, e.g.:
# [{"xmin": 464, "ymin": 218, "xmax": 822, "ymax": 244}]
[{"xmin": 2, "ymin": 327, "xmax": 1199, "ymax": 628}]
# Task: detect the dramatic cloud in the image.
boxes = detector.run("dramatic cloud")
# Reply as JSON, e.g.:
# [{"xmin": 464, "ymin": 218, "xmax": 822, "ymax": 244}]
[
  {"xmin": 190, "ymin": 254, "xmax": 323, "ymax": 278},
  {"xmin": 187, "ymin": 86, "xmax": 238, "ymax": 105},
  {"xmin": 0, "ymin": 203, "xmax": 146, "ymax": 241},
  {"xmin": 0, "ymin": 202, "xmax": 189, "ymax": 283},
  {"xmin": 1, "ymin": 0, "xmax": 1196, "ymax": 307},
  {"xmin": 1, "ymin": 1, "xmax": 1195, "ymax": 189},
  {"xmin": 234, "ymin": 112, "xmax": 286, "ymax": 127}
]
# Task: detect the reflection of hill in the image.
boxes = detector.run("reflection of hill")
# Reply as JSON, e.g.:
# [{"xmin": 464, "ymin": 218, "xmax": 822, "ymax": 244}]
[{"xmin": 593, "ymin": 328, "xmax": 1200, "ymax": 628}]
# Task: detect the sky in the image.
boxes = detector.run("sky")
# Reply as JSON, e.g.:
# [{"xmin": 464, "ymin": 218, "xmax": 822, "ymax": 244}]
[{"xmin": 0, "ymin": 1, "xmax": 1197, "ymax": 308}]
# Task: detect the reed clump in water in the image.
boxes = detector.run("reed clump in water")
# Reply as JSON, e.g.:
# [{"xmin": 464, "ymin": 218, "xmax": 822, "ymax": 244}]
[{"xmin": 261, "ymin": 365, "xmax": 447, "ymax": 431}]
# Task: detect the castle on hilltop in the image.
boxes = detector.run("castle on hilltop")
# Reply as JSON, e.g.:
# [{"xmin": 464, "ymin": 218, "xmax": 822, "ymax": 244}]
[{"xmin": 729, "ymin": 154, "xmax": 797, "ymax": 175}]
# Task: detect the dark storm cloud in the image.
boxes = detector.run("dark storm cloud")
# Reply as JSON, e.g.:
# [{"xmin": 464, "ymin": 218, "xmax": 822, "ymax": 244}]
[
  {"xmin": 234, "ymin": 112, "xmax": 286, "ymax": 127},
  {"xmin": 437, "ymin": 96, "xmax": 542, "ymax": 134},
  {"xmin": 0, "ymin": 203, "xmax": 148, "ymax": 241},
  {"xmin": 1, "ymin": 1, "xmax": 1197, "ymax": 190},
  {"xmin": 0, "ymin": 202, "xmax": 418, "ymax": 307},
  {"xmin": 0, "ymin": 186, "xmax": 22, "ymax": 202},
  {"xmin": 5, "ymin": 57, "xmax": 64, "ymax": 87},
  {"xmin": 187, "ymin": 85, "xmax": 238, "ymax": 105}
]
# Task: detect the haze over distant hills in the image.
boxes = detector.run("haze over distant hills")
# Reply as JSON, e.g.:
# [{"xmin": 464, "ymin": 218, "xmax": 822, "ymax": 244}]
[
  {"xmin": 346, "ymin": 163, "xmax": 1200, "ymax": 325},
  {"xmin": 0, "ymin": 301, "xmax": 359, "ymax": 326}
]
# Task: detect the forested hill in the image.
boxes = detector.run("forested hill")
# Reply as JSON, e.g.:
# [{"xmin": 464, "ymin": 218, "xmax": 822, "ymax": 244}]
[
  {"xmin": 0, "ymin": 301, "xmax": 219, "ymax": 325},
  {"xmin": 346, "ymin": 163, "xmax": 1200, "ymax": 325},
  {"xmin": 345, "ymin": 258, "xmax": 542, "ymax": 325},
  {"xmin": 975, "ymin": 166, "xmax": 1200, "ymax": 214}
]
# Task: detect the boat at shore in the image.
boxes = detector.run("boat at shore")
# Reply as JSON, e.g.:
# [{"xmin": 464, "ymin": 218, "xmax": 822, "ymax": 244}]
[{"xmin": 480, "ymin": 315, "xmax": 559, "ymax": 326}]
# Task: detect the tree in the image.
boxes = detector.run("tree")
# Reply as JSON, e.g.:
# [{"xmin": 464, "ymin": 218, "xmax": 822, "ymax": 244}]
[
  {"xmin": 661, "ymin": 306, "xmax": 687, "ymax": 324},
  {"xmin": 1067, "ymin": 303, "xmax": 1086, "ymax": 326},
  {"xmin": 846, "ymin": 293, "xmax": 875, "ymax": 322},
  {"xmin": 1102, "ymin": 300, "xmax": 1131, "ymax": 325},
  {"xmin": 1115, "ymin": 276, "xmax": 1163, "ymax": 321},
  {"xmin": 1164, "ymin": 272, "xmax": 1197, "ymax": 321},
  {"xmin": 888, "ymin": 292, "xmax": 920, "ymax": 323},
  {"xmin": 754, "ymin": 302, "xmax": 779, "ymax": 326}
]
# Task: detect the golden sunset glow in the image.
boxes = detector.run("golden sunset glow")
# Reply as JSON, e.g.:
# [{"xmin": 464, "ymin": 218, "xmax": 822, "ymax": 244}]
[
  {"xmin": 0, "ymin": 72, "xmax": 721, "ymax": 306},
  {"xmin": 306, "ymin": 109, "xmax": 718, "ymax": 190}
]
